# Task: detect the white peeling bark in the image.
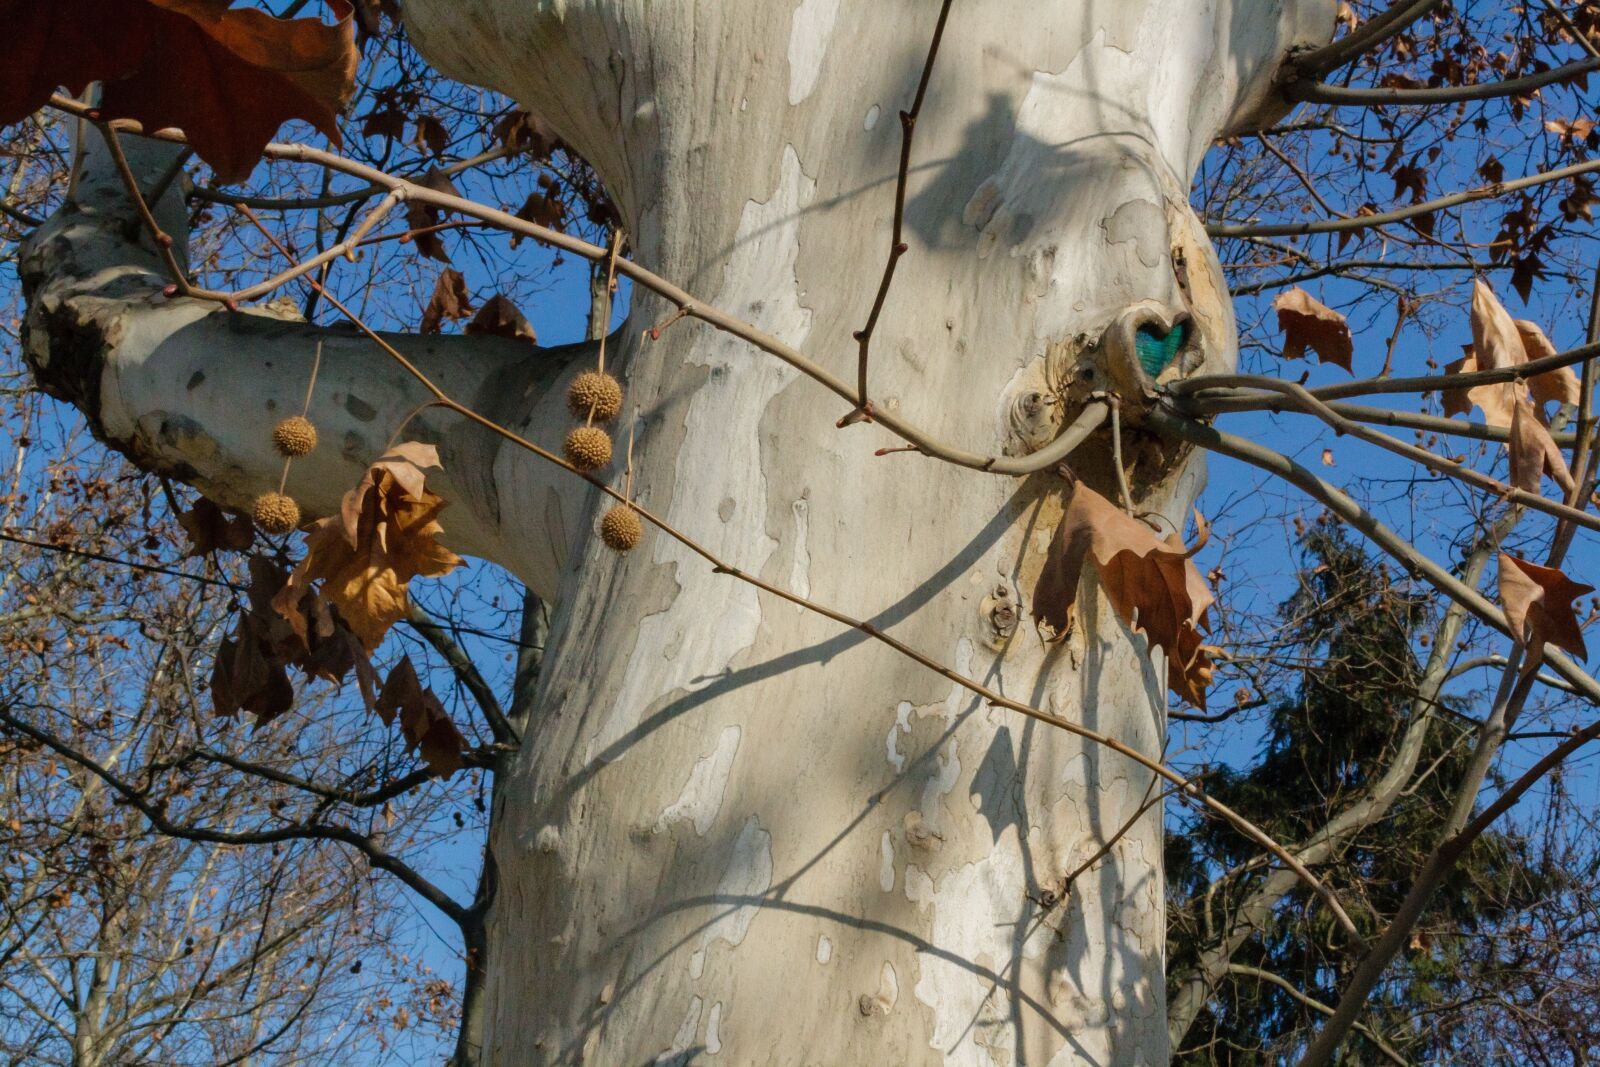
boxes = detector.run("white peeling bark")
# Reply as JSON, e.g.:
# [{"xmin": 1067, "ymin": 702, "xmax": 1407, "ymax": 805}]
[
  {"xmin": 20, "ymin": 2, "xmax": 1336, "ymax": 1064},
  {"xmin": 394, "ymin": 2, "xmax": 1334, "ymax": 1065}
]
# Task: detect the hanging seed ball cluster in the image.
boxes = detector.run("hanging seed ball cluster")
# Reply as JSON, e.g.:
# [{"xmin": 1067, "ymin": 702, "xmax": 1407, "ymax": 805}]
[
  {"xmin": 600, "ymin": 504, "xmax": 643, "ymax": 552},
  {"xmin": 562, "ymin": 368, "xmax": 642, "ymax": 553},
  {"xmin": 253, "ymin": 416, "xmax": 319, "ymax": 534}
]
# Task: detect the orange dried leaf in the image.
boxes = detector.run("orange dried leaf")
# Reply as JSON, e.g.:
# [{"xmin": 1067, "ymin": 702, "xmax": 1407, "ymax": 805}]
[
  {"xmin": 1032, "ymin": 484, "xmax": 1215, "ymax": 707},
  {"xmin": 0, "ymin": 0, "xmax": 358, "ymax": 182},
  {"xmin": 1463, "ymin": 278, "xmax": 1529, "ymax": 427},
  {"xmin": 1497, "ymin": 553, "xmax": 1593, "ymax": 666},
  {"xmin": 1273, "ymin": 287, "xmax": 1353, "ymax": 373},
  {"xmin": 274, "ymin": 444, "xmax": 462, "ymax": 652}
]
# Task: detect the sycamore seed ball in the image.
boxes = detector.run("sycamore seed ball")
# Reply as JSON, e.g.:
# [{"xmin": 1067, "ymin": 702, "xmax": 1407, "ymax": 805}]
[
  {"xmin": 271, "ymin": 415, "xmax": 318, "ymax": 457},
  {"xmin": 566, "ymin": 370, "xmax": 623, "ymax": 422},
  {"xmin": 564, "ymin": 425, "xmax": 613, "ymax": 471},
  {"xmin": 252, "ymin": 492, "xmax": 301, "ymax": 535},
  {"xmin": 600, "ymin": 505, "xmax": 643, "ymax": 552}
]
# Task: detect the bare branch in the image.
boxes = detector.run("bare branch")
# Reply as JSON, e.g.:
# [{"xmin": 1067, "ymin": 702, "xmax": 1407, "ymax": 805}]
[
  {"xmin": 1147, "ymin": 407, "xmax": 1600, "ymax": 703},
  {"xmin": 1291, "ymin": 54, "xmax": 1600, "ymax": 106},
  {"xmin": 0, "ymin": 703, "xmax": 469, "ymax": 927},
  {"xmin": 846, "ymin": 0, "xmax": 954, "ymax": 418},
  {"xmin": 1287, "ymin": 0, "xmax": 1443, "ymax": 78},
  {"xmin": 1208, "ymin": 157, "xmax": 1600, "ymax": 238}
]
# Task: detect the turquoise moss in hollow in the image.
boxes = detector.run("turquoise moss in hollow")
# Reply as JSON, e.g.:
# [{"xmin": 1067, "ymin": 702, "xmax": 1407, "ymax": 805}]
[{"xmin": 1134, "ymin": 320, "xmax": 1188, "ymax": 378}]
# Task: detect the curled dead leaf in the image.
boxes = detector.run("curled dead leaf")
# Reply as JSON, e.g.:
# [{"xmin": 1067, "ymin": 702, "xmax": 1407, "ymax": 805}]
[
  {"xmin": 1273, "ymin": 288, "xmax": 1353, "ymax": 374},
  {"xmin": 273, "ymin": 443, "xmax": 462, "ymax": 653},
  {"xmin": 1509, "ymin": 397, "xmax": 1576, "ymax": 497},
  {"xmin": 375, "ymin": 656, "xmax": 467, "ymax": 777},
  {"xmin": 465, "ymin": 294, "xmax": 537, "ymax": 344},
  {"xmin": 1032, "ymin": 483, "xmax": 1215, "ymax": 707},
  {"xmin": 420, "ymin": 268, "xmax": 473, "ymax": 334},
  {"xmin": 1497, "ymin": 553, "xmax": 1593, "ymax": 668},
  {"xmin": 1455, "ymin": 281, "xmax": 1578, "ymax": 428},
  {"xmin": 1513, "ymin": 319, "xmax": 1583, "ymax": 409}
]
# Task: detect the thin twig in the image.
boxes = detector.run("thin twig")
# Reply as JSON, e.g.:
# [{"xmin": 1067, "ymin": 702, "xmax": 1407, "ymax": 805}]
[
  {"xmin": 96, "ymin": 121, "xmax": 193, "ymax": 294},
  {"xmin": 1225, "ymin": 966, "xmax": 1410, "ymax": 1067},
  {"xmin": 847, "ymin": 0, "xmax": 955, "ymax": 421},
  {"xmin": 1175, "ymin": 338, "xmax": 1600, "ymax": 403},
  {"xmin": 1207, "ymin": 156, "xmax": 1600, "ymax": 238}
]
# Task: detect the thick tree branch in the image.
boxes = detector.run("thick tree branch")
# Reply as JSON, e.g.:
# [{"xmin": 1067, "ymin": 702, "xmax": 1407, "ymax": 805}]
[
  {"xmin": 1286, "ymin": 0, "xmax": 1443, "ymax": 78},
  {"xmin": 43, "ymin": 97, "xmax": 1112, "ymax": 479}
]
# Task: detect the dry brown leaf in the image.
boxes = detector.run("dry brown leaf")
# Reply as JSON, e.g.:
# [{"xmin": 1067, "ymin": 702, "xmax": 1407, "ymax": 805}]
[
  {"xmin": 1032, "ymin": 484, "xmax": 1215, "ymax": 707},
  {"xmin": 465, "ymin": 294, "xmax": 537, "ymax": 344},
  {"xmin": 0, "ymin": 0, "xmax": 358, "ymax": 182},
  {"xmin": 1514, "ymin": 319, "xmax": 1583, "ymax": 409},
  {"xmin": 210, "ymin": 624, "xmax": 293, "ymax": 729},
  {"xmin": 1273, "ymin": 288, "xmax": 1353, "ymax": 373},
  {"xmin": 420, "ymin": 269, "xmax": 473, "ymax": 334},
  {"xmin": 1498, "ymin": 552, "xmax": 1593, "ymax": 667},
  {"xmin": 375, "ymin": 656, "xmax": 466, "ymax": 777},
  {"xmin": 492, "ymin": 110, "xmax": 556, "ymax": 156},
  {"xmin": 1509, "ymin": 396, "xmax": 1577, "ymax": 496},
  {"xmin": 1463, "ymin": 278, "xmax": 1530, "ymax": 427},
  {"xmin": 246, "ymin": 557, "xmax": 375, "ymax": 701},
  {"xmin": 274, "ymin": 444, "xmax": 462, "ymax": 652},
  {"xmin": 413, "ymin": 113, "xmax": 448, "ymax": 156},
  {"xmin": 1441, "ymin": 346, "xmax": 1477, "ymax": 421},
  {"xmin": 405, "ymin": 201, "xmax": 450, "ymax": 263},
  {"xmin": 177, "ymin": 497, "xmax": 253, "ymax": 556}
]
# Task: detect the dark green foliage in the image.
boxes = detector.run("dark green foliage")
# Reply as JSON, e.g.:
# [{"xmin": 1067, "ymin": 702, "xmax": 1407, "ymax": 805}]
[{"xmin": 1166, "ymin": 526, "xmax": 1569, "ymax": 1065}]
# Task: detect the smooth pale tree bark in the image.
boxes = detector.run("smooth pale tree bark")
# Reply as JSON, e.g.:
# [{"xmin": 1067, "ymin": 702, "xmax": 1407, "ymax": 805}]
[{"xmin": 22, "ymin": 2, "xmax": 1335, "ymax": 1063}]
